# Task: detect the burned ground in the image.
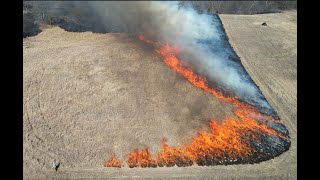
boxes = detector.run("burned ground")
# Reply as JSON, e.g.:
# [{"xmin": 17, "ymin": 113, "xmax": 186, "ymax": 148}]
[{"xmin": 23, "ymin": 11, "xmax": 296, "ymax": 179}]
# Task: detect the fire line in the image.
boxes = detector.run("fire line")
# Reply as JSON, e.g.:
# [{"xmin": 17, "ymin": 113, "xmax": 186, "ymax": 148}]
[{"xmin": 104, "ymin": 35, "xmax": 290, "ymax": 168}]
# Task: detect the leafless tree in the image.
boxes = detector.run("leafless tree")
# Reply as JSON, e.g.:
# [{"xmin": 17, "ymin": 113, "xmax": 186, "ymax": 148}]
[
  {"xmin": 217, "ymin": 1, "xmax": 224, "ymax": 13},
  {"xmin": 248, "ymin": 1, "xmax": 256, "ymax": 14},
  {"xmin": 23, "ymin": 1, "xmax": 52, "ymax": 22}
]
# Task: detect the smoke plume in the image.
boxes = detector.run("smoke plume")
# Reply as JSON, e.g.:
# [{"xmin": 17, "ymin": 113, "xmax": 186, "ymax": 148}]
[{"xmin": 36, "ymin": 1, "xmax": 274, "ymax": 115}]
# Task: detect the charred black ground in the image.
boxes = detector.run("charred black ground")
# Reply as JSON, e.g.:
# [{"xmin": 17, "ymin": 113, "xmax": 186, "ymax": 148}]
[
  {"xmin": 130, "ymin": 13, "xmax": 291, "ymax": 167},
  {"xmin": 23, "ymin": 2, "xmax": 291, "ymax": 167},
  {"xmin": 176, "ymin": 14, "xmax": 281, "ymax": 120}
]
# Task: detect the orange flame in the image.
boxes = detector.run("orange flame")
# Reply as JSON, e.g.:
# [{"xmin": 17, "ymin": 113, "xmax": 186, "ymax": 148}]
[
  {"xmin": 104, "ymin": 155, "xmax": 122, "ymax": 168},
  {"xmin": 126, "ymin": 148, "xmax": 157, "ymax": 168},
  {"xmin": 105, "ymin": 34, "xmax": 290, "ymax": 168}
]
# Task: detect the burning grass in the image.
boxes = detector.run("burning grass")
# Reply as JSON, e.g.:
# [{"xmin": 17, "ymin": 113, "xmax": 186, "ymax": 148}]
[
  {"xmin": 104, "ymin": 35, "xmax": 290, "ymax": 168},
  {"xmin": 104, "ymin": 155, "xmax": 122, "ymax": 168}
]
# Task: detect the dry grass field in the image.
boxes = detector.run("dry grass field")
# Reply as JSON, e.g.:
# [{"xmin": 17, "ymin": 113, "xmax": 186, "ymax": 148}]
[{"xmin": 23, "ymin": 11, "xmax": 296, "ymax": 179}]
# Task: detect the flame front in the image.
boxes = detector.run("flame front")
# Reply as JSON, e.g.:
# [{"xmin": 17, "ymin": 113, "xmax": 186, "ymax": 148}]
[
  {"xmin": 104, "ymin": 155, "xmax": 122, "ymax": 168},
  {"xmin": 104, "ymin": 35, "xmax": 290, "ymax": 168},
  {"xmin": 126, "ymin": 148, "xmax": 157, "ymax": 168}
]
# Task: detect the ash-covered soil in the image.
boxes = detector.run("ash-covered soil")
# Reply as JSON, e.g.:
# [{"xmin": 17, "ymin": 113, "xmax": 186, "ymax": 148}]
[{"xmin": 23, "ymin": 11, "xmax": 296, "ymax": 179}]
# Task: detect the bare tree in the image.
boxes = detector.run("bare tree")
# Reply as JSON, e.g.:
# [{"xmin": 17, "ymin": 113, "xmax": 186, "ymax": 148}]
[
  {"xmin": 248, "ymin": 1, "xmax": 256, "ymax": 14},
  {"xmin": 24, "ymin": 1, "xmax": 52, "ymax": 22},
  {"xmin": 206, "ymin": 1, "xmax": 223, "ymax": 13},
  {"xmin": 208, "ymin": 1, "xmax": 216, "ymax": 13},
  {"xmin": 217, "ymin": 1, "xmax": 224, "ymax": 13},
  {"xmin": 23, "ymin": 1, "xmax": 33, "ymax": 14}
]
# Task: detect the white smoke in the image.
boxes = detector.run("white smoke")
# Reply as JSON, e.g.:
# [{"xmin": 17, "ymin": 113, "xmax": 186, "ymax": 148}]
[
  {"xmin": 37, "ymin": 1, "xmax": 273, "ymax": 112},
  {"xmin": 140, "ymin": 2, "xmax": 271, "ymax": 110}
]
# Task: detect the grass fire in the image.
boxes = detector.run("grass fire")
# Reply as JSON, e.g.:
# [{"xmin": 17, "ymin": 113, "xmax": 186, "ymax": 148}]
[
  {"xmin": 104, "ymin": 35, "xmax": 290, "ymax": 168},
  {"xmin": 24, "ymin": 1, "xmax": 296, "ymax": 178}
]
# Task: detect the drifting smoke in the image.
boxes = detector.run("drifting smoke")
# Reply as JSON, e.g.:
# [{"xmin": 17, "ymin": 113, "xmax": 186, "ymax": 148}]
[
  {"xmin": 25, "ymin": 1, "xmax": 291, "ymax": 167},
  {"xmin": 39, "ymin": 1, "xmax": 273, "ymax": 115},
  {"xmin": 89, "ymin": 1, "xmax": 273, "ymax": 113}
]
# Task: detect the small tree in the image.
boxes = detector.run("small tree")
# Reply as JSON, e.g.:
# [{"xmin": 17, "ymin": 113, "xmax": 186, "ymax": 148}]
[{"xmin": 247, "ymin": 1, "xmax": 256, "ymax": 14}]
